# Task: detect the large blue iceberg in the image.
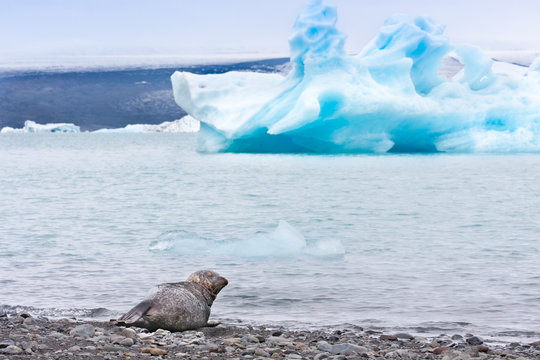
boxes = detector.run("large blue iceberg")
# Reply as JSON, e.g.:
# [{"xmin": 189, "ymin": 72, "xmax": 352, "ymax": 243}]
[{"xmin": 171, "ymin": 0, "xmax": 540, "ymax": 153}]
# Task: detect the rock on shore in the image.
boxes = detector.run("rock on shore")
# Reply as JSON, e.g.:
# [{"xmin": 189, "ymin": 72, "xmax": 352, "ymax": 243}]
[{"xmin": 1, "ymin": 312, "xmax": 539, "ymax": 359}]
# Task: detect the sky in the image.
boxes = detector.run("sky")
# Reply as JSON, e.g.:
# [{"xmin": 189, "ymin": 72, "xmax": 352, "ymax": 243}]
[{"xmin": 1, "ymin": 0, "xmax": 540, "ymax": 65}]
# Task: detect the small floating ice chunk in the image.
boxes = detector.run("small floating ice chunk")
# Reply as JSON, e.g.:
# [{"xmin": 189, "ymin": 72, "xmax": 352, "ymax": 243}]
[
  {"xmin": 227, "ymin": 220, "xmax": 307, "ymax": 257},
  {"xmin": 149, "ymin": 230, "xmax": 208, "ymax": 251},
  {"xmin": 94, "ymin": 116, "xmax": 200, "ymax": 133},
  {"xmin": 0, "ymin": 127, "xmax": 15, "ymax": 133},
  {"xmin": 1, "ymin": 120, "xmax": 80, "ymax": 133},
  {"xmin": 149, "ymin": 221, "xmax": 345, "ymax": 258}
]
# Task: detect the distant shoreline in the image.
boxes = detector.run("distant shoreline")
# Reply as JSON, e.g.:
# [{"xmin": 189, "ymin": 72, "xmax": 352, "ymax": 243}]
[
  {"xmin": 1, "ymin": 49, "xmax": 538, "ymax": 73},
  {"xmin": 0, "ymin": 54, "xmax": 290, "ymax": 74}
]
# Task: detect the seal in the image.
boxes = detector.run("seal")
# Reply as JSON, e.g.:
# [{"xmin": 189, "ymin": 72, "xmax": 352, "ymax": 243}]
[{"xmin": 118, "ymin": 270, "xmax": 228, "ymax": 332}]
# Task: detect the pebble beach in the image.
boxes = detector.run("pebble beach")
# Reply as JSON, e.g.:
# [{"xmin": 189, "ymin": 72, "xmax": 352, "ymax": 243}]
[{"xmin": 1, "ymin": 312, "xmax": 540, "ymax": 360}]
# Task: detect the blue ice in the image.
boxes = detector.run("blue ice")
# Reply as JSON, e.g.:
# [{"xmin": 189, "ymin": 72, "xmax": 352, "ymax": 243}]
[{"xmin": 171, "ymin": 0, "xmax": 540, "ymax": 153}]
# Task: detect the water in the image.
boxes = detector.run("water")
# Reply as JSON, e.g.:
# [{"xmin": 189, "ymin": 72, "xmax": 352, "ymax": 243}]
[
  {"xmin": 0, "ymin": 59, "xmax": 289, "ymax": 131},
  {"xmin": 1, "ymin": 133, "xmax": 539, "ymax": 342}
]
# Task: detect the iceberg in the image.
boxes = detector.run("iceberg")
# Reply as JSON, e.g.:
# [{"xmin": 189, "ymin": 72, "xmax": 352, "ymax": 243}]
[
  {"xmin": 171, "ymin": 0, "xmax": 540, "ymax": 153},
  {"xmin": 93, "ymin": 116, "xmax": 200, "ymax": 133},
  {"xmin": 1, "ymin": 120, "xmax": 80, "ymax": 133}
]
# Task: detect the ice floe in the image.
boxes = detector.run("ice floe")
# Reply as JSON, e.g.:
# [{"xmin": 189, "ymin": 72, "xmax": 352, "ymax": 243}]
[{"xmin": 1, "ymin": 120, "xmax": 80, "ymax": 133}]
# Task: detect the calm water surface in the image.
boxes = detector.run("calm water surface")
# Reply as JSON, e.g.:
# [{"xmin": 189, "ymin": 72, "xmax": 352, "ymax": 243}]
[{"xmin": 0, "ymin": 133, "xmax": 539, "ymax": 342}]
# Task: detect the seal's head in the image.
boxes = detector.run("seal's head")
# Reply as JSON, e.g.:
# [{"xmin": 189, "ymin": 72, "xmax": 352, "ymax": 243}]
[{"xmin": 186, "ymin": 270, "xmax": 228, "ymax": 299}]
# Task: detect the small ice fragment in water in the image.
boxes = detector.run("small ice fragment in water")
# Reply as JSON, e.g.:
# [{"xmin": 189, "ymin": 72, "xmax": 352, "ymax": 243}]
[
  {"xmin": 149, "ymin": 221, "xmax": 345, "ymax": 258},
  {"xmin": 1, "ymin": 120, "xmax": 80, "ymax": 133},
  {"xmin": 94, "ymin": 115, "xmax": 199, "ymax": 133}
]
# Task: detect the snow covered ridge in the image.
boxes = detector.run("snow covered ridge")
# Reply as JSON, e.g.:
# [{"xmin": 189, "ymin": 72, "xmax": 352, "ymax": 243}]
[
  {"xmin": 1, "ymin": 117, "xmax": 200, "ymax": 134},
  {"xmin": 171, "ymin": 0, "xmax": 540, "ymax": 153},
  {"xmin": 1, "ymin": 120, "xmax": 80, "ymax": 133}
]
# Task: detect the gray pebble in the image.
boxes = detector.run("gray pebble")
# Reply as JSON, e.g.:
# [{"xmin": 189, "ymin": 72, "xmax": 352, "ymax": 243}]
[
  {"xmin": 0, "ymin": 345, "xmax": 23, "ymax": 355},
  {"xmin": 120, "ymin": 337, "xmax": 134, "ymax": 347},
  {"xmin": 317, "ymin": 341, "xmax": 367, "ymax": 355},
  {"xmin": 287, "ymin": 354, "xmax": 302, "ymax": 359},
  {"xmin": 17, "ymin": 311, "xmax": 31, "ymax": 319},
  {"xmin": 102, "ymin": 344, "xmax": 126, "ymax": 352},
  {"xmin": 23, "ymin": 317, "xmax": 38, "ymax": 326},
  {"xmin": 332, "ymin": 343, "xmax": 368, "ymax": 355},
  {"xmin": 70, "ymin": 323, "xmax": 95, "ymax": 338},
  {"xmin": 109, "ymin": 326, "xmax": 123, "ymax": 333},
  {"xmin": 0, "ymin": 339, "xmax": 15, "ymax": 348},
  {"xmin": 254, "ymin": 348, "xmax": 270, "ymax": 357},
  {"xmin": 120, "ymin": 327, "xmax": 138, "ymax": 339},
  {"xmin": 317, "ymin": 341, "xmax": 332, "ymax": 352},
  {"xmin": 22, "ymin": 341, "xmax": 38, "ymax": 351},
  {"xmin": 395, "ymin": 333, "xmax": 414, "ymax": 340},
  {"xmin": 314, "ymin": 354, "xmax": 329, "ymax": 360},
  {"xmin": 110, "ymin": 334, "xmax": 125, "ymax": 343},
  {"xmin": 242, "ymin": 334, "xmax": 260, "ymax": 343},
  {"xmin": 267, "ymin": 336, "xmax": 292, "ymax": 347},
  {"xmin": 466, "ymin": 336, "xmax": 483, "ymax": 345},
  {"xmin": 154, "ymin": 328, "xmax": 171, "ymax": 337}
]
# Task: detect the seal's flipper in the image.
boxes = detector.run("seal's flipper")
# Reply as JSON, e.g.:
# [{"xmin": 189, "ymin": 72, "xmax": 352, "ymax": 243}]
[{"xmin": 119, "ymin": 299, "xmax": 153, "ymax": 324}]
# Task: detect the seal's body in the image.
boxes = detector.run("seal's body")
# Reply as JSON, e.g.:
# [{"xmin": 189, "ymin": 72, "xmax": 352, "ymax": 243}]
[{"xmin": 119, "ymin": 270, "xmax": 228, "ymax": 332}]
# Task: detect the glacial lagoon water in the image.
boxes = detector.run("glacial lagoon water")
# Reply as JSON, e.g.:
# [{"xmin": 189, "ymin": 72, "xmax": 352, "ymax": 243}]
[{"xmin": 1, "ymin": 133, "xmax": 539, "ymax": 342}]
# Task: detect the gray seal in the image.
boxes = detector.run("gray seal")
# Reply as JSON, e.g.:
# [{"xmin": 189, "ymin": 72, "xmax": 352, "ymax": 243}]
[{"xmin": 118, "ymin": 270, "xmax": 228, "ymax": 332}]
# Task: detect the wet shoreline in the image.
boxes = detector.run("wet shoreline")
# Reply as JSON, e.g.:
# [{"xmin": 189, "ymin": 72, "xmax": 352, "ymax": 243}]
[{"xmin": 1, "ymin": 313, "xmax": 539, "ymax": 359}]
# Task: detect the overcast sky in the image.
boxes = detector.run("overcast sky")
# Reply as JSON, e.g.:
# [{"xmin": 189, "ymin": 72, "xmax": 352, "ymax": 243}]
[{"xmin": 2, "ymin": 0, "xmax": 540, "ymax": 63}]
